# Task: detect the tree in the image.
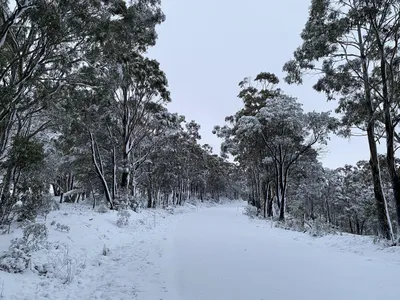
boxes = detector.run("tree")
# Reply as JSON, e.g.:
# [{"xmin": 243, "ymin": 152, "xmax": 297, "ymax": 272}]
[
  {"xmin": 283, "ymin": 0, "xmax": 395, "ymax": 240},
  {"xmin": 362, "ymin": 0, "xmax": 400, "ymax": 239},
  {"xmin": 215, "ymin": 72, "xmax": 337, "ymax": 220}
]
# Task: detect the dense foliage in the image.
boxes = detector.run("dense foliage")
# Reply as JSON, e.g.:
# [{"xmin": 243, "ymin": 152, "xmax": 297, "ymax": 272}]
[{"xmin": 0, "ymin": 0, "xmax": 242, "ymax": 228}]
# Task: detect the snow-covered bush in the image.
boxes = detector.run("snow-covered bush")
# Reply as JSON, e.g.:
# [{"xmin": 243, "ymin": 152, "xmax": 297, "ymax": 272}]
[
  {"xmin": 96, "ymin": 204, "xmax": 109, "ymax": 214},
  {"xmin": 55, "ymin": 223, "xmax": 70, "ymax": 233},
  {"xmin": 36, "ymin": 196, "xmax": 60, "ymax": 220},
  {"xmin": 243, "ymin": 205, "xmax": 258, "ymax": 219},
  {"xmin": 46, "ymin": 243, "xmax": 83, "ymax": 284},
  {"xmin": 305, "ymin": 219, "xmax": 338, "ymax": 237},
  {"xmin": 0, "ymin": 223, "xmax": 47, "ymax": 273},
  {"xmin": 22, "ymin": 223, "xmax": 48, "ymax": 251},
  {"xmin": 116, "ymin": 210, "xmax": 131, "ymax": 227},
  {"xmin": 50, "ymin": 219, "xmax": 70, "ymax": 232},
  {"xmin": 0, "ymin": 239, "xmax": 31, "ymax": 273},
  {"xmin": 165, "ymin": 207, "xmax": 175, "ymax": 215},
  {"xmin": 275, "ymin": 217, "xmax": 305, "ymax": 233},
  {"xmin": 129, "ymin": 196, "xmax": 145, "ymax": 213}
]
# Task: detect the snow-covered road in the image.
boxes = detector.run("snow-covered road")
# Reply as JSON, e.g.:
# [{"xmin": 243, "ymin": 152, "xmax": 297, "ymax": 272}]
[
  {"xmin": 170, "ymin": 204, "xmax": 400, "ymax": 300},
  {"xmin": 2, "ymin": 202, "xmax": 400, "ymax": 300}
]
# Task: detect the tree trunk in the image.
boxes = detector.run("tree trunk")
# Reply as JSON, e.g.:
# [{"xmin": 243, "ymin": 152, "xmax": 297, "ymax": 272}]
[
  {"xmin": 349, "ymin": 217, "xmax": 354, "ymax": 234},
  {"xmin": 147, "ymin": 186, "xmax": 152, "ymax": 209},
  {"xmin": 369, "ymin": 4, "xmax": 400, "ymax": 243},
  {"xmin": 263, "ymin": 181, "xmax": 267, "ymax": 218},
  {"xmin": 0, "ymin": 163, "xmax": 14, "ymax": 223},
  {"xmin": 0, "ymin": 110, "xmax": 14, "ymax": 158},
  {"xmin": 367, "ymin": 126, "xmax": 392, "ymax": 240},
  {"xmin": 325, "ymin": 195, "xmax": 332, "ymax": 223},
  {"xmin": 310, "ymin": 195, "xmax": 315, "ymax": 220},
  {"xmin": 112, "ymin": 147, "xmax": 117, "ymax": 201},
  {"xmin": 267, "ymin": 183, "xmax": 274, "ymax": 217},
  {"xmin": 89, "ymin": 179, "xmax": 97, "ymax": 209},
  {"xmin": 357, "ymin": 24, "xmax": 392, "ymax": 240},
  {"xmin": 381, "ymin": 63, "xmax": 400, "ymax": 241},
  {"xmin": 274, "ymin": 162, "xmax": 280, "ymax": 209},
  {"xmin": 89, "ymin": 131, "xmax": 113, "ymax": 210},
  {"xmin": 278, "ymin": 164, "xmax": 288, "ymax": 221},
  {"xmin": 121, "ymin": 167, "xmax": 129, "ymax": 191}
]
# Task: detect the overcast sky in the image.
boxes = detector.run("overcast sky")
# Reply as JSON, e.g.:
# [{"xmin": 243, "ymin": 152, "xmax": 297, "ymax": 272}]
[{"xmin": 147, "ymin": 0, "xmax": 383, "ymax": 169}]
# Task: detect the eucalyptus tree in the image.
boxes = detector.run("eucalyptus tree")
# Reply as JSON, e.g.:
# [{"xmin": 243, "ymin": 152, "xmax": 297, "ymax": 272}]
[
  {"xmin": 216, "ymin": 72, "xmax": 337, "ymax": 220},
  {"xmin": 49, "ymin": 0, "xmax": 167, "ymax": 209},
  {"xmin": 215, "ymin": 73, "xmax": 280, "ymax": 210},
  {"xmin": 283, "ymin": 0, "xmax": 398, "ymax": 239},
  {"xmin": 0, "ymin": 0, "xmax": 95, "ymax": 217},
  {"xmin": 361, "ymin": 0, "xmax": 400, "ymax": 236}
]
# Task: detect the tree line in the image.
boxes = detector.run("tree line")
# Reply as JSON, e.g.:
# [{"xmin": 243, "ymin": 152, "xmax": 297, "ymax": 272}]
[
  {"xmin": 215, "ymin": 0, "xmax": 400, "ymax": 243},
  {"xmin": 0, "ymin": 0, "xmax": 243, "ymax": 227},
  {"xmin": 1, "ymin": 0, "xmax": 400, "ymax": 244}
]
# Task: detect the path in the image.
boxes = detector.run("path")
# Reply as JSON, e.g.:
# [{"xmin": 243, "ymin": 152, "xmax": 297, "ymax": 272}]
[{"xmin": 171, "ymin": 203, "xmax": 400, "ymax": 300}]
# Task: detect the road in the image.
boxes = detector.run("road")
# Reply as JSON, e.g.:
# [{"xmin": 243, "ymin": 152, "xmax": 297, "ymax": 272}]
[{"xmin": 169, "ymin": 203, "xmax": 400, "ymax": 300}]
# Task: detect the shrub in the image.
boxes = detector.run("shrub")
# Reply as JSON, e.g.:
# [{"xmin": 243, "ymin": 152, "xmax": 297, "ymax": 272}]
[
  {"xmin": 22, "ymin": 223, "xmax": 48, "ymax": 251},
  {"xmin": 243, "ymin": 205, "xmax": 258, "ymax": 219},
  {"xmin": 37, "ymin": 196, "xmax": 60, "ymax": 220},
  {"xmin": 96, "ymin": 204, "xmax": 109, "ymax": 214},
  {"xmin": 46, "ymin": 243, "xmax": 82, "ymax": 284},
  {"xmin": 0, "ymin": 223, "xmax": 47, "ymax": 273},
  {"xmin": 305, "ymin": 219, "xmax": 338, "ymax": 237},
  {"xmin": 55, "ymin": 223, "xmax": 70, "ymax": 233},
  {"xmin": 49, "ymin": 220, "xmax": 70, "ymax": 232},
  {"xmin": 0, "ymin": 239, "xmax": 31, "ymax": 273},
  {"xmin": 129, "ymin": 196, "xmax": 145, "ymax": 213},
  {"xmin": 116, "ymin": 210, "xmax": 131, "ymax": 227},
  {"xmin": 274, "ymin": 215, "xmax": 305, "ymax": 233}
]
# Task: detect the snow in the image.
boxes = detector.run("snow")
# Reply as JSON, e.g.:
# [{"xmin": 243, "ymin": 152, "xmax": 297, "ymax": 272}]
[
  {"xmin": 0, "ymin": 202, "xmax": 191, "ymax": 300},
  {"xmin": 174, "ymin": 205, "xmax": 400, "ymax": 299},
  {"xmin": 1, "ymin": 201, "xmax": 400, "ymax": 300}
]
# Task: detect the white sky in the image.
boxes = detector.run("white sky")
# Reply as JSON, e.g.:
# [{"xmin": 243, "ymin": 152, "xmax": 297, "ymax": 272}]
[{"xmin": 147, "ymin": 0, "xmax": 384, "ymax": 169}]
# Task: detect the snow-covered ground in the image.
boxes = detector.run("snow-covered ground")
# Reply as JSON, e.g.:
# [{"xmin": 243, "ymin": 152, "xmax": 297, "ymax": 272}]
[
  {"xmin": 173, "ymin": 205, "xmax": 400, "ymax": 300},
  {"xmin": 1, "ymin": 201, "xmax": 400, "ymax": 300},
  {"xmin": 0, "ymin": 201, "xmax": 195, "ymax": 300}
]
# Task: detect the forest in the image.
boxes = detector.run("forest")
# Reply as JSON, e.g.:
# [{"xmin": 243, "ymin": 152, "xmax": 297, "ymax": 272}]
[{"xmin": 1, "ymin": 0, "xmax": 400, "ymax": 246}]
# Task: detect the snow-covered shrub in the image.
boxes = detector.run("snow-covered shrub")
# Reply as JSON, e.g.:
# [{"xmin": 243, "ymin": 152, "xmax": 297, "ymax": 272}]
[
  {"xmin": 46, "ymin": 243, "xmax": 84, "ymax": 284},
  {"xmin": 0, "ymin": 223, "xmax": 48, "ymax": 273},
  {"xmin": 33, "ymin": 263, "xmax": 49, "ymax": 276},
  {"xmin": 305, "ymin": 219, "xmax": 338, "ymax": 237},
  {"xmin": 275, "ymin": 217, "xmax": 305, "ymax": 233},
  {"xmin": 116, "ymin": 210, "xmax": 131, "ymax": 227},
  {"xmin": 49, "ymin": 219, "xmax": 70, "ymax": 232},
  {"xmin": 165, "ymin": 207, "xmax": 175, "ymax": 215},
  {"xmin": 22, "ymin": 223, "xmax": 48, "ymax": 251},
  {"xmin": 129, "ymin": 196, "xmax": 145, "ymax": 213},
  {"xmin": 113, "ymin": 195, "xmax": 143, "ymax": 212},
  {"xmin": 0, "ymin": 138, "xmax": 50, "ymax": 225},
  {"xmin": 243, "ymin": 205, "xmax": 258, "ymax": 219},
  {"xmin": 55, "ymin": 223, "xmax": 70, "ymax": 233},
  {"xmin": 96, "ymin": 204, "xmax": 109, "ymax": 214},
  {"xmin": 0, "ymin": 239, "xmax": 31, "ymax": 273},
  {"xmin": 12, "ymin": 192, "xmax": 55, "ymax": 223},
  {"xmin": 36, "ymin": 196, "xmax": 60, "ymax": 220}
]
